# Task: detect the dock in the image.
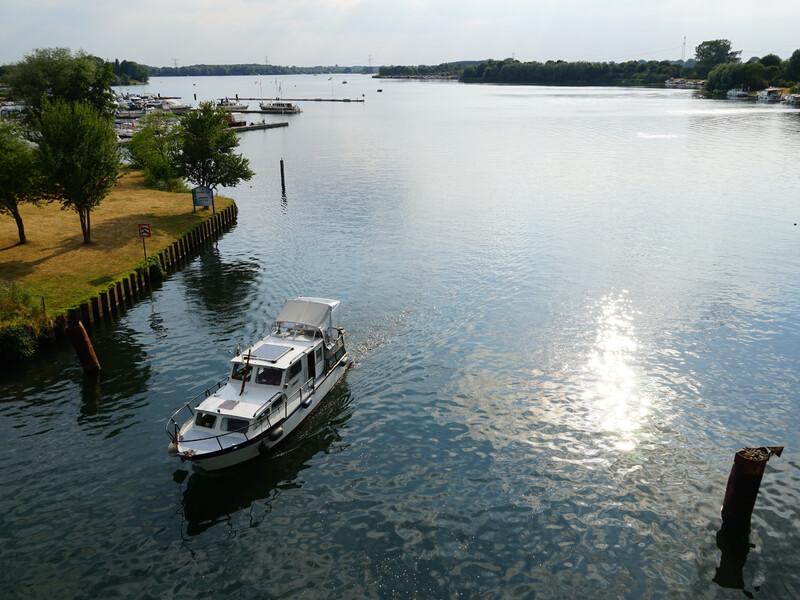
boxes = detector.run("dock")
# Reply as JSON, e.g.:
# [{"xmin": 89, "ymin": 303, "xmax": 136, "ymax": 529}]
[{"xmin": 230, "ymin": 121, "xmax": 289, "ymax": 132}]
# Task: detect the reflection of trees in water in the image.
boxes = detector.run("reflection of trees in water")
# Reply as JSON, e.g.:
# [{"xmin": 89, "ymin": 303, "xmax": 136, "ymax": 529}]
[
  {"xmin": 77, "ymin": 325, "xmax": 151, "ymax": 435},
  {"xmin": 176, "ymin": 382, "xmax": 354, "ymax": 538},
  {"xmin": 180, "ymin": 246, "xmax": 259, "ymax": 317}
]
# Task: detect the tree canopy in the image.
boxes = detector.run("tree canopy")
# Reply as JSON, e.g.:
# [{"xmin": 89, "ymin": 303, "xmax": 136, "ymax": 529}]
[
  {"xmin": 6, "ymin": 48, "xmax": 116, "ymax": 119},
  {"xmin": 35, "ymin": 99, "xmax": 120, "ymax": 244},
  {"xmin": 0, "ymin": 120, "xmax": 45, "ymax": 244},
  {"xmin": 127, "ymin": 111, "xmax": 183, "ymax": 191},
  {"xmin": 694, "ymin": 40, "xmax": 741, "ymax": 77},
  {"xmin": 172, "ymin": 102, "xmax": 254, "ymax": 190}
]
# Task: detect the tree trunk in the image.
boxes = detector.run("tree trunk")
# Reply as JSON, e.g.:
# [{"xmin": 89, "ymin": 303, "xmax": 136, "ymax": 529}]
[
  {"xmin": 12, "ymin": 207, "xmax": 26, "ymax": 244},
  {"xmin": 79, "ymin": 209, "xmax": 91, "ymax": 244}
]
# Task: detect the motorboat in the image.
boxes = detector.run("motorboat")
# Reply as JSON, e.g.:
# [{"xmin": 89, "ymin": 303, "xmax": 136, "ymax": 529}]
[
  {"xmin": 166, "ymin": 297, "xmax": 350, "ymax": 471},
  {"xmin": 727, "ymin": 88, "xmax": 751, "ymax": 100},
  {"xmin": 259, "ymin": 100, "xmax": 302, "ymax": 114},
  {"xmin": 757, "ymin": 87, "xmax": 783, "ymax": 102},
  {"xmin": 217, "ymin": 98, "xmax": 249, "ymax": 111}
]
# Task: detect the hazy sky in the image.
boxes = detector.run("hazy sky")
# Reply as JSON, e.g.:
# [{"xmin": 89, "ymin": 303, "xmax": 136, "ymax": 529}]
[{"xmin": 2, "ymin": 0, "xmax": 798, "ymax": 67}]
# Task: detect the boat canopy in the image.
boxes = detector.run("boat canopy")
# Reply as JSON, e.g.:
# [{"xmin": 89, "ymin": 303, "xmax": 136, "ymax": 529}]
[{"xmin": 275, "ymin": 297, "xmax": 340, "ymax": 330}]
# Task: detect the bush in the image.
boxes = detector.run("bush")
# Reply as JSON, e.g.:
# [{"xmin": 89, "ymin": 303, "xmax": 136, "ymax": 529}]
[
  {"xmin": 0, "ymin": 280, "xmax": 49, "ymax": 358},
  {"xmin": 0, "ymin": 324, "xmax": 36, "ymax": 359}
]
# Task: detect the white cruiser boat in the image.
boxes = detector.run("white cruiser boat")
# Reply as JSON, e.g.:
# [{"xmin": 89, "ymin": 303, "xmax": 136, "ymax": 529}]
[
  {"xmin": 217, "ymin": 98, "xmax": 249, "ymax": 111},
  {"xmin": 166, "ymin": 297, "xmax": 350, "ymax": 471},
  {"xmin": 259, "ymin": 100, "xmax": 302, "ymax": 114}
]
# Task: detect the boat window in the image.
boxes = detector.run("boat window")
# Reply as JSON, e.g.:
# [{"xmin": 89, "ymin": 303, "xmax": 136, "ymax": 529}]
[
  {"xmin": 231, "ymin": 363, "xmax": 252, "ymax": 381},
  {"xmin": 315, "ymin": 347, "xmax": 323, "ymax": 363},
  {"xmin": 288, "ymin": 360, "xmax": 303, "ymax": 380},
  {"xmin": 256, "ymin": 367, "xmax": 283, "ymax": 386},
  {"xmin": 222, "ymin": 417, "xmax": 250, "ymax": 433},
  {"xmin": 195, "ymin": 413, "xmax": 217, "ymax": 429}
]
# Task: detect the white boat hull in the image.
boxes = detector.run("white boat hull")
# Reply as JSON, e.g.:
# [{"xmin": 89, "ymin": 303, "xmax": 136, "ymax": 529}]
[{"xmin": 172, "ymin": 359, "xmax": 349, "ymax": 471}]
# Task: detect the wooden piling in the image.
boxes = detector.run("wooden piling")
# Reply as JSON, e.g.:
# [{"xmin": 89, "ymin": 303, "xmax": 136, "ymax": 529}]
[
  {"xmin": 721, "ymin": 446, "xmax": 783, "ymax": 532},
  {"xmin": 66, "ymin": 309, "xmax": 100, "ymax": 374}
]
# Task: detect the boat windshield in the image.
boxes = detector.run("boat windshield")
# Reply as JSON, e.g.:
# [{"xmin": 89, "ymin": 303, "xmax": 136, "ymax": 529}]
[
  {"xmin": 256, "ymin": 366, "xmax": 283, "ymax": 386},
  {"xmin": 231, "ymin": 363, "xmax": 252, "ymax": 381}
]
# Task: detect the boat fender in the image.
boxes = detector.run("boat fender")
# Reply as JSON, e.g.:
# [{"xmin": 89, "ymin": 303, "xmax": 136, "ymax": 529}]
[
  {"xmin": 167, "ymin": 442, "xmax": 179, "ymax": 457},
  {"xmin": 301, "ymin": 397, "xmax": 313, "ymax": 408},
  {"xmin": 268, "ymin": 427, "xmax": 284, "ymax": 442},
  {"xmin": 258, "ymin": 441, "xmax": 269, "ymax": 455}
]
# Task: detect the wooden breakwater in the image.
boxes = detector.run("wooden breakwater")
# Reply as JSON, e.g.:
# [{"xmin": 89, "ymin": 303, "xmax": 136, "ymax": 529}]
[{"xmin": 42, "ymin": 204, "xmax": 239, "ymax": 346}]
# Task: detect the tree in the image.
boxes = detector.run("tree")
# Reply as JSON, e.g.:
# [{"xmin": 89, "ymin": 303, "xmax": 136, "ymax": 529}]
[
  {"xmin": 0, "ymin": 120, "xmax": 46, "ymax": 244},
  {"xmin": 35, "ymin": 99, "xmax": 120, "ymax": 244},
  {"xmin": 759, "ymin": 54, "xmax": 782, "ymax": 68},
  {"xmin": 172, "ymin": 102, "xmax": 254, "ymax": 190},
  {"xmin": 6, "ymin": 47, "xmax": 115, "ymax": 120},
  {"xmin": 127, "ymin": 111, "xmax": 184, "ymax": 190},
  {"xmin": 695, "ymin": 39, "xmax": 741, "ymax": 77},
  {"xmin": 784, "ymin": 49, "xmax": 800, "ymax": 82}
]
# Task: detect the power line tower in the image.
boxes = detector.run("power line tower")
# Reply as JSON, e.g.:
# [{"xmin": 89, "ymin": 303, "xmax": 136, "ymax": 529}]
[
  {"xmin": 681, "ymin": 37, "xmax": 686, "ymax": 62},
  {"xmin": 172, "ymin": 58, "xmax": 179, "ymax": 69}
]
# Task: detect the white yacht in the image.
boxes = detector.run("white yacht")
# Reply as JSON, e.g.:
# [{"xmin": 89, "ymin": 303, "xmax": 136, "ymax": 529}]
[
  {"xmin": 166, "ymin": 297, "xmax": 350, "ymax": 471},
  {"xmin": 259, "ymin": 100, "xmax": 302, "ymax": 114}
]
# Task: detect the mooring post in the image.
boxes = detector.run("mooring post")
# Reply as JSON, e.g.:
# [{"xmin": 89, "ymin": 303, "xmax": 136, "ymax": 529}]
[
  {"xmin": 721, "ymin": 446, "xmax": 783, "ymax": 532},
  {"xmin": 280, "ymin": 158, "xmax": 286, "ymax": 194},
  {"xmin": 66, "ymin": 308, "xmax": 101, "ymax": 374}
]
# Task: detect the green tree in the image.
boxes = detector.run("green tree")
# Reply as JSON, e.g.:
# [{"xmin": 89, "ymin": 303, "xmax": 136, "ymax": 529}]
[
  {"xmin": 172, "ymin": 102, "xmax": 254, "ymax": 190},
  {"xmin": 127, "ymin": 111, "xmax": 184, "ymax": 190},
  {"xmin": 784, "ymin": 49, "xmax": 800, "ymax": 82},
  {"xmin": 0, "ymin": 120, "xmax": 46, "ymax": 244},
  {"xmin": 694, "ymin": 39, "xmax": 741, "ymax": 77},
  {"xmin": 35, "ymin": 99, "xmax": 120, "ymax": 244},
  {"xmin": 759, "ymin": 54, "xmax": 782, "ymax": 68},
  {"xmin": 6, "ymin": 47, "xmax": 115, "ymax": 119}
]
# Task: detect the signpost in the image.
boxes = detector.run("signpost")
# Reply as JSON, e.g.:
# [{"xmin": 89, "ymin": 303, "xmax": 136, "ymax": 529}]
[
  {"xmin": 192, "ymin": 186, "xmax": 215, "ymax": 213},
  {"xmin": 138, "ymin": 223, "xmax": 151, "ymax": 263}
]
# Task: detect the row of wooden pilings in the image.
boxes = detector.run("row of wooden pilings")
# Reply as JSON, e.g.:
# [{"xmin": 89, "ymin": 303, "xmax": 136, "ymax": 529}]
[{"xmin": 52, "ymin": 204, "xmax": 238, "ymax": 370}]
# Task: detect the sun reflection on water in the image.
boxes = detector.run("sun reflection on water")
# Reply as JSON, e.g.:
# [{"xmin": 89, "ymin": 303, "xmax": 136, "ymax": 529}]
[{"xmin": 582, "ymin": 291, "xmax": 650, "ymax": 451}]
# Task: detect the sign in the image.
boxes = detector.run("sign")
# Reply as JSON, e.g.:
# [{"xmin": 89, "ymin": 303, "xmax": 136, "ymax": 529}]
[
  {"xmin": 138, "ymin": 223, "xmax": 151, "ymax": 238},
  {"xmin": 192, "ymin": 186, "xmax": 215, "ymax": 212}
]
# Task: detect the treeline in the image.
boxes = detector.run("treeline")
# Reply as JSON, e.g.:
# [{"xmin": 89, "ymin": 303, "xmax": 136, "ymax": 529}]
[
  {"xmin": 147, "ymin": 64, "xmax": 373, "ymax": 77},
  {"xmin": 378, "ymin": 62, "xmax": 480, "ymax": 78},
  {"xmin": 704, "ymin": 51, "xmax": 800, "ymax": 95},
  {"xmin": 459, "ymin": 58, "xmax": 691, "ymax": 86},
  {"xmin": 112, "ymin": 59, "xmax": 149, "ymax": 85}
]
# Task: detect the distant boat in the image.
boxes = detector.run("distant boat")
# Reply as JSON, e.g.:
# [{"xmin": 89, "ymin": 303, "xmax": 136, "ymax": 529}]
[
  {"xmin": 757, "ymin": 87, "xmax": 783, "ymax": 102},
  {"xmin": 783, "ymin": 93, "xmax": 800, "ymax": 106},
  {"xmin": 727, "ymin": 88, "xmax": 751, "ymax": 100},
  {"xmin": 377, "ymin": 89, "xmax": 383, "ymax": 92},
  {"xmin": 259, "ymin": 100, "xmax": 302, "ymax": 114},
  {"xmin": 217, "ymin": 98, "xmax": 249, "ymax": 111}
]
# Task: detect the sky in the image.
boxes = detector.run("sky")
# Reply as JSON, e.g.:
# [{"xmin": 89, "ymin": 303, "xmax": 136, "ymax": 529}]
[{"xmin": 2, "ymin": 0, "xmax": 798, "ymax": 68}]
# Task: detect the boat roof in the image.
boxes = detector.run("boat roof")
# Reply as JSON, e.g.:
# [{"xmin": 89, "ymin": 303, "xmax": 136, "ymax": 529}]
[{"xmin": 275, "ymin": 297, "xmax": 340, "ymax": 330}]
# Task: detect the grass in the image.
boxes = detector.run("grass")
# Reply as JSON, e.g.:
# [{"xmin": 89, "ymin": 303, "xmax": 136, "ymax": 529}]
[{"xmin": 0, "ymin": 170, "xmax": 233, "ymax": 316}]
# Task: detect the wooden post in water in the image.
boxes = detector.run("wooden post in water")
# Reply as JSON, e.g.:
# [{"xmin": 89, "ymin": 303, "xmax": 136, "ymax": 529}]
[
  {"xmin": 721, "ymin": 446, "xmax": 783, "ymax": 532},
  {"xmin": 66, "ymin": 309, "xmax": 100, "ymax": 374},
  {"xmin": 280, "ymin": 158, "xmax": 286, "ymax": 194}
]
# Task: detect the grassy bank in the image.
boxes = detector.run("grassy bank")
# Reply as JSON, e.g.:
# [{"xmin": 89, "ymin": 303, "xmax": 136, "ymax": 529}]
[{"xmin": 0, "ymin": 170, "xmax": 233, "ymax": 321}]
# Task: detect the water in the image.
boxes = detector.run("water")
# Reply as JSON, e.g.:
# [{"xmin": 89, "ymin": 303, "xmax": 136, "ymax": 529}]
[{"xmin": 3, "ymin": 75, "xmax": 800, "ymax": 598}]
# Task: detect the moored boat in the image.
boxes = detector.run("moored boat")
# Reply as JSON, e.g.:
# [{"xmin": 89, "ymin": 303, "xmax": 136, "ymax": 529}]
[
  {"xmin": 756, "ymin": 87, "xmax": 783, "ymax": 102},
  {"xmin": 217, "ymin": 98, "xmax": 249, "ymax": 111},
  {"xmin": 165, "ymin": 297, "xmax": 350, "ymax": 471},
  {"xmin": 727, "ymin": 88, "xmax": 751, "ymax": 100},
  {"xmin": 259, "ymin": 99, "xmax": 302, "ymax": 114}
]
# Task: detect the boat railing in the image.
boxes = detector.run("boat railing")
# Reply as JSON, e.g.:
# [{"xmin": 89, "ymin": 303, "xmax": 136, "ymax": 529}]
[{"xmin": 165, "ymin": 377, "xmax": 229, "ymax": 443}]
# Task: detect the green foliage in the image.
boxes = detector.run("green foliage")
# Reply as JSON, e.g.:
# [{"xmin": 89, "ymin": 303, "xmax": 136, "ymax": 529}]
[
  {"xmin": 35, "ymin": 99, "xmax": 121, "ymax": 244},
  {"xmin": 0, "ymin": 281, "xmax": 47, "ymax": 359},
  {"xmin": 703, "ymin": 62, "xmax": 769, "ymax": 95},
  {"xmin": 0, "ymin": 120, "xmax": 45, "ymax": 244},
  {"xmin": 6, "ymin": 47, "xmax": 115, "ymax": 119},
  {"xmin": 759, "ymin": 54, "xmax": 783, "ymax": 68},
  {"xmin": 378, "ymin": 62, "xmax": 474, "ymax": 78},
  {"xmin": 694, "ymin": 40, "xmax": 741, "ymax": 77},
  {"xmin": 127, "ymin": 111, "xmax": 184, "ymax": 190},
  {"xmin": 112, "ymin": 59, "xmax": 149, "ymax": 85},
  {"xmin": 784, "ymin": 49, "xmax": 800, "ymax": 82},
  {"xmin": 172, "ymin": 102, "xmax": 254, "ymax": 190},
  {"xmin": 458, "ymin": 58, "xmax": 683, "ymax": 86}
]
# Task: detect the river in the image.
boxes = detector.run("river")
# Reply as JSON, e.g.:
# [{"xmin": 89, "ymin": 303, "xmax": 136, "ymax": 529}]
[{"xmin": 2, "ymin": 74, "xmax": 799, "ymax": 599}]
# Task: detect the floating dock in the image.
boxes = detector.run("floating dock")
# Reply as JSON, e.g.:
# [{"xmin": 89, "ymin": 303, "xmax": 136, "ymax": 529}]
[{"xmin": 230, "ymin": 121, "xmax": 289, "ymax": 131}]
